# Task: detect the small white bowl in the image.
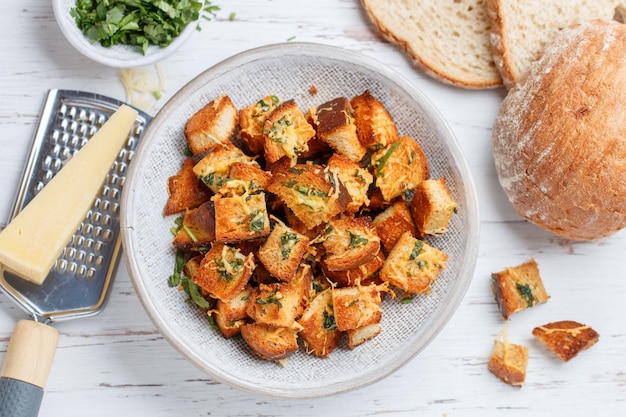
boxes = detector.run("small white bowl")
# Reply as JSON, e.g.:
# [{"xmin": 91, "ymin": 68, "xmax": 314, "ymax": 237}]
[{"xmin": 52, "ymin": 0, "xmax": 198, "ymax": 67}]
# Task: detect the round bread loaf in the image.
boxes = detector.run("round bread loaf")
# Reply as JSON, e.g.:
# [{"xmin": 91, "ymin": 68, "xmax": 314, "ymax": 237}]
[{"xmin": 492, "ymin": 19, "xmax": 626, "ymax": 240}]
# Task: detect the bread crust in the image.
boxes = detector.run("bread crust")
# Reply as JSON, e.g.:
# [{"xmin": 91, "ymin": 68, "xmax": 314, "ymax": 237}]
[
  {"xmin": 532, "ymin": 320, "xmax": 599, "ymax": 361},
  {"xmin": 492, "ymin": 19, "xmax": 626, "ymax": 240}
]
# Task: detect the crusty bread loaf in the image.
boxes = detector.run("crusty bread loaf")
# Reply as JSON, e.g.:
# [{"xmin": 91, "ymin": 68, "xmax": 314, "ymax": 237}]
[
  {"xmin": 492, "ymin": 19, "xmax": 626, "ymax": 241},
  {"xmin": 487, "ymin": 0, "xmax": 622, "ymax": 89},
  {"xmin": 360, "ymin": 0, "xmax": 502, "ymax": 89}
]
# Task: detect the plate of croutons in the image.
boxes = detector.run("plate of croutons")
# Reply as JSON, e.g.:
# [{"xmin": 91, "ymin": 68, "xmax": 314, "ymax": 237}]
[{"xmin": 121, "ymin": 42, "xmax": 480, "ymax": 397}]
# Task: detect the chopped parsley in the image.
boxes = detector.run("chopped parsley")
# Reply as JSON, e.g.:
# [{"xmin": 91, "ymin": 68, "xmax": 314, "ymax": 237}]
[
  {"xmin": 215, "ymin": 256, "xmax": 244, "ymax": 281},
  {"xmin": 409, "ymin": 240, "xmax": 424, "ymax": 261},
  {"xmin": 348, "ymin": 231, "xmax": 369, "ymax": 247},
  {"xmin": 516, "ymin": 283, "xmax": 536, "ymax": 307},
  {"xmin": 322, "ymin": 309, "xmax": 337, "ymax": 330},
  {"xmin": 249, "ymin": 209, "xmax": 266, "ymax": 232},
  {"xmin": 256, "ymin": 289, "xmax": 283, "ymax": 308},
  {"xmin": 280, "ymin": 231, "xmax": 299, "ymax": 260},
  {"xmin": 375, "ymin": 141, "xmax": 400, "ymax": 177}
]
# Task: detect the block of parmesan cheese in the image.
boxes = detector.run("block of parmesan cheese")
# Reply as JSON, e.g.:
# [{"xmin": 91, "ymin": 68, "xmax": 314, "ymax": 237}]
[{"xmin": 0, "ymin": 104, "xmax": 138, "ymax": 285}]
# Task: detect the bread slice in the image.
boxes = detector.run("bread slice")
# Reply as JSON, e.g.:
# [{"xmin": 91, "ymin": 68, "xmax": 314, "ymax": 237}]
[
  {"xmin": 532, "ymin": 320, "xmax": 599, "ymax": 361},
  {"xmin": 487, "ymin": 0, "xmax": 622, "ymax": 88},
  {"xmin": 360, "ymin": 0, "xmax": 502, "ymax": 89}
]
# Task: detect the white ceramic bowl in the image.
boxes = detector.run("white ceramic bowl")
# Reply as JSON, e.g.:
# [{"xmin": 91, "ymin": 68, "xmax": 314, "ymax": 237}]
[
  {"xmin": 52, "ymin": 0, "xmax": 197, "ymax": 67},
  {"xmin": 121, "ymin": 42, "xmax": 480, "ymax": 398}
]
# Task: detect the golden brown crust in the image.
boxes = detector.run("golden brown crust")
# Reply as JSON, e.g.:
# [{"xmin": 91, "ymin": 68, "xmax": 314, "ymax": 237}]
[
  {"xmin": 172, "ymin": 201, "xmax": 216, "ymax": 251},
  {"xmin": 184, "ymin": 95, "xmax": 238, "ymax": 155},
  {"xmin": 322, "ymin": 247, "xmax": 385, "ymax": 287},
  {"xmin": 347, "ymin": 323, "xmax": 381, "ymax": 349},
  {"xmin": 488, "ymin": 339, "xmax": 528, "ymax": 387},
  {"xmin": 256, "ymin": 222, "xmax": 310, "ymax": 282},
  {"xmin": 239, "ymin": 95, "xmax": 280, "ymax": 155},
  {"xmin": 297, "ymin": 288, "xmax": 342, "ymax": 358},
  {"xmin": 213, "ymin": 286, "xmax": 252, "ymax": 338},
  {"xmin": 327, "ymin": 153, "xmax": 373, "ymax": 215},
  {"xmin": 410, "ymin": 178, "xmax": 457, "ymax": 237},
  {"xmin": 373, "ymin": 199, "xmax": 417, "ymax": 252},
  {"xmin": 322, "ymin": 216, "xmax": 381, "ymax": 272},
  {"xmin": 213, "ymin": 193, "xmax": 270, "ymax": 243},
  {"xmin": 246, "ymin": 283, "xmax": 304, "ymax": 328},
  {"xmin": 263, "ymin": 99, "xmax": 316, "ymax": 163},
  {"xmin": 240, "ymin": 322, "xmax": 300, "ymax": 360},
  {"xmin": 164, "ymin": 158, "xmax": 211, "ymax": 215},
  {"xmin": 332, "ymin": 283, "xmax": 384, "ymax": 331},
  {"xmin": 350, "ymin": 90, "xmax": 399, "ymax": 150},
  {"xmin": 532, "ymin": 320, "xmax": 599, "ymax": 361},
  {"xmin": 314, "ymin": 97, "xmax": 365, "ymax": 162}
]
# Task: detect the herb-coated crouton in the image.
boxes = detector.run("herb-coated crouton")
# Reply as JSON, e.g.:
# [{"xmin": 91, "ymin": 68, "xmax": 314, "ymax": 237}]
[
  {"xmin": 532, "ymin": 321, "xmax": 599, "ymax": 362},
  {"xmin": 491, "ymin": 258, "xmax": 549, "ymax": 320},
  {"xmin": 347, "ymin": 323, "xmax": 381, "ymax": 349},
  {"xmin": 373, "ymin": 200, "xmax": 417, "ymax": 253},
  {"xmin": 268, "ymin": 163, "xmax": 350, "ymax": 229},
  {"xmin": 241, "ymin": 322, "xmax": 300, "ymax": 361},
  {"xmin": 410, "ymin": 178, "xmax": 457, "ymax": 237},
  {"xmin": 164, "ymin": 158, "xmax": 211, "ymax": 215},
  {"xmin": 314, "ymin": 97, "xmax": 365, "ymax": 162},
  {"xmin": 297, "ymin": 288, "xmax": 341, "ymax": 358},
  {"xmin": 371, "ymin": 135, "xmax": 429, "ymax": 201},
  {"xmin": 184, "ymin": 95, "xmax": 238, "ymax": 155},
  {"xmin": 239, "ymin": 95, "xmax": 281, "ymax": 155},
  {"xmin": 213, "ymin": 192, "xmax": 270, "ymax": 243},
  {"xmin": 263, "ymin": 99, "xmax": 316, "ymax": 163},
  {"xmin": 332, "ymin": 283, "xmax": 385, "ymax": 331},
  {"xmin": 246, "ymin": 283, "xmax": 305, "ymax": 329},
  {"xmin": 322, "ymin": 216, "xmax": 381, "ymax": 272},
  {"xmin": 488, "ymin": 338, "xmax": 529, "ymax": 387},
  {"xmin": 213, "ymin": 286, "xmax": 253, "ymax": 338},
  {"xmin": 379, "ymin": 232, "xmax": 447, "ymax": 295},
  {"xmin": 257, "ymin": 222, "xmax": 310, "ymax": 282},
  {"xmin": 193, "ymin": 143, "xmax": 257, "ymax": 194},
  {"xmin": 192, "ymin": 243, "xmax": 255, "ymax": 302},
  {"xmin": 172, "ymin": 201, "xmax": 215, "ymax": 251},
  {"xmin": 228, "ymin": 162, "xmax": 272, "ymax": 193},
  {"xmin": 350, "ymin": 90, "xmax": 398, "ymax": 150},
  {"xmin": 327, "ymin": 153, "xmax": 373, "ymax": 215},
  {"xmin": 322, "ymin": 246, "xmax": 385, "ymax": 287}
]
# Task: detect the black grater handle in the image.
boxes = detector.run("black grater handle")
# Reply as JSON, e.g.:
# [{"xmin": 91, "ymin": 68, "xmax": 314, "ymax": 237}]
[{"xmin": 0, "ymin": 377, "xmax": 44, "ymax": 417}]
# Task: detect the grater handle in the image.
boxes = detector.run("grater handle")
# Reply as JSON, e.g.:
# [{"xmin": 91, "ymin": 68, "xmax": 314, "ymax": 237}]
[{"xmin": 0, "ymin": 320, "xmax": 59, "ymax": 417}]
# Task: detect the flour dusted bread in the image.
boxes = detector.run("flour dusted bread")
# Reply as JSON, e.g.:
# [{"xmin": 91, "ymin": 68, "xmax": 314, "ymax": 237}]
[
  {"xmin": 492, "ymin": 19, "xmax": 626, "ymax": 241},
  {"xmin": 360, "ymin": 0, "xmax": 502, "ymax": 89},
  {"xmin": 487, "ymin": 0, "xmax": 623, "ymax": 88}
]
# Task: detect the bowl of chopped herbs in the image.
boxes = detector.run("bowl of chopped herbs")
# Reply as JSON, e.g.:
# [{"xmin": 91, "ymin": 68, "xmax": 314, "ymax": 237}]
[{"xmin": 52, "ymin": 0, "xmax": 219, "ymax": 67}]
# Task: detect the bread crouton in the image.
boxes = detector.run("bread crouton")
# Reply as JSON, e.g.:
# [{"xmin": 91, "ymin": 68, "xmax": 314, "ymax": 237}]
[
  {"xmin": 192, "ymin": 243, "xmax": 255, "ymax": 302},
  {"xmin": 239, "ymin": 95, "xmax": 280, "ymax": 155},
  {"xmin": 263, "ymin": 99, "xmax": 316, "ymax": 163},
  {"xmin": 410, "ymin": 178, "xmax": 457, "ymax": 237},
  {"xmin": 322, "ymin": 247, "xmax": 385, "ymax": 287},
  {"xmin": 164, "ymin": 158, "xmax": 211, "ymax": 215},
  {"xmin": 228, "ymin": 162, "xmax": 272, "ymax": 194},
  {"xmin": 332, "ymin": 283, "xmax": 384, "ymax": 331},
  {"xmin": 379, "ymin": 232, "xmax": 447, "ymax": 295},
  {"xmin": 193, "ymin": 143, "xmax": 257, "ymax": 194},
  {"xmin": 350, "ymin": 90, "xmax": 399, "ymax": 150},
  {"xmin": 532, "ymin": 321, "xmax": 599, "ymax": 362},
  {"xmin": 488, "ymin": 338, "xmax": 529, "ymax": 387},
  {"xmin": 297, "ymin": 288, "xmax": 342, "ymax": 358},
  {"xmin": 313, "ymin": 97, "xmax": 366, "ymax": 162},
  {"xmin": 184, "ymin": 95, "xmax": 238, "ymax": 155},
  {"xmin": 491, "ymin": 259, "xmax": 549, "ymax": 320},
  {"xmin": 213, "ymin": 192, "xmax": 270, "ymax": 243},
  {"xmin": 347, "ymin": 323, "xmax": 381, "ymax": 349},
  {"xmin": 373, "ymin": 200, "xmax": 417, "ymax": 252},
  {"xmin": 172, "ymin": 201, "xmax": 215, "ymax": 251},
  {"xmin": 327, "ymin": 153, "xmax": 373, "ymax": 215},
  {"xmin": 257, "ymin": 222, "xmax": 310, "ymax": 282},
  {"xmin": 246, "ymin": 282, "xmax": 305, "ymax": 329},
  {"xmin": 267, "ymin": 163, "xmax": 350, "ymax": 229},
  {"xmin": 240, "ymin": 322, "xmax": 299, "ymax": 361},
  {"xmin": 321, "ymin": 216, "xmax": 380, "ymax": 272},
  {"xmin": 371, "ymin": 135, "xmax": 429, "ymax": 201},
  {"xmin": 213, "ymin": 286, "xmax": 253, "ymax": 338}
]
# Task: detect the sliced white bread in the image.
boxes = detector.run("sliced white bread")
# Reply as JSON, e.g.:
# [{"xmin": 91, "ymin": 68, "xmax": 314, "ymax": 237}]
[
  {"xmin": 488, "ymin": 0, "xmax": 623, "ymax": 88},
  {"xmin": 360, "ymin": 0, "xmax": 502, "ymax": 89}
]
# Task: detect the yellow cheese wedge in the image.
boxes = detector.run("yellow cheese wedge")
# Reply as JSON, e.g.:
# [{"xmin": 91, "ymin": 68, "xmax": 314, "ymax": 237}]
[{"xmin": 0, "ymin": 104, "xmax": 138, "ymax": 285}]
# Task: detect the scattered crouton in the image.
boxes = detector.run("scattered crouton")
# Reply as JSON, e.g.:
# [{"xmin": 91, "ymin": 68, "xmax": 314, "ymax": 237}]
[
  {"xmin": 488, "ymin": 338, "xmax": 529, "ymax": 387},
  {"xmin": 184, "ymin": 95, "xmax": 238, "ymax": 155},
  {"xmin": 532, "ymin": 321, "xmax": 599, "ymax": 362},
  {"xmin": 491, "ymin": 258, "xmax": 549, "ymax": 320}
]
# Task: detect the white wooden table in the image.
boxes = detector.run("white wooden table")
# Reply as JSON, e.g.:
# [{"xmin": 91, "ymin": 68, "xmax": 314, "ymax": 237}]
[{"xmin": 1, "ymin": 1, "xmax": 624, "ymax": 416}]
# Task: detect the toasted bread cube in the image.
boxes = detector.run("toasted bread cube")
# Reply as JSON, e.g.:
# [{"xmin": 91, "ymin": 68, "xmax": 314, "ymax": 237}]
[
  {"xmin": 184, "ymin": 95, "xmax": 238, "ymax": 155},
  {"xmin": 268, "ymin": 163, "xmax": 349, "ymax": 229},
  {"xmin": 297, "ymin": 288, "xmax": 342, "ymax": 358},
  {"xmin": 164, "ymin": 158, "xmax": 211, "ymax": 215},
  {"xmin": 192, "ymin": 243, "xmax": 255, "ymax": 302},
  {"xmin": 332, "ymin": 283, "xmax": 384, "ymax": 331},
  {"xmin": 347, "ymin": 323, "xmax": 381, "ymax": 349},
  {"xmin": 228, "ymin": 162, "xmax": 272, "ymax": 193},
  {"xmin": 193, "ymin": 143, "xmax": 257, "ymax": 193},
  {"xmin": 379, "ymin": 232, "xmax": 447, "ymax": 295},
  {"xmin": 213, "ymin": 286, "xmax": 253, "ymax": 338},
  {"xmin": 491, "ymin": 259, "xmax": 549, "ymax": 320},
  {"xmin": 239, "ymin": 95, "xmax": 281, "ymax": 155},
  {"xmin": 263, "ymin": 99, "xmax": 316, "ymax": 163},
  {"xmin": 371, "ymin": 136, "xmax": 430, "ymax": 201},
  {"xmin": 246, "ymin": 283, "xmax": 304, "ymax": 328},
  {"xmin": 532, "ymin": 321, "xmax": 599, "ymax": 362},
  {"xmin": 172, "ymin": 201, "xmax": 216, "ymax": 251},
  {"xmin": 322, "ymin": 216, "xmax": 380, "ymax": 272},
  {"xmin": 488, "ymin": 338, "xmax": 529, "ymax": 387},
  {"xmin": 322, "ymin": 246, "xmax": 385, "ymax": 287},
  {"xmin": 313, "ymin": 97, "xmax": 365, "ymax": 162},
  {"xmin": 373, "ymin": 200, "xmax": 417, "ymax": 253},
  {"xmin": 328, "ymin": 153, "xmax": 373, "ymax": 215},
  {"xmin": 241, "ymin": 322, "xmax": 299, "ymax": 361},
  {"xmin": 351, "ymin": 90, "xmax": 399, "ymax": 150},
  {"xmin": 214, "ymin": 192, "xmax": 270, "ymax": 243},
  {"xmin": 410, "ymin": 178, "xmax": 457, "ymax": 237},
  {"xmin": 257, "ymin": 222, "xmax": 310, "ymax": 282}
]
